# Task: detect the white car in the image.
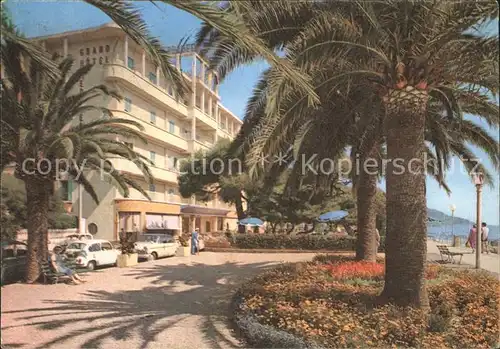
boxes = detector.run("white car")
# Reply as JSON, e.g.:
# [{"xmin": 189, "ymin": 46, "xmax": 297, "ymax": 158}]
[
  {"xmin": 65, "ymin": 239, "xmax": 119, "ymax": 270},
  {"xmin": 134, "ymin": 234, "xmax": 178, "ymax": 260},
  {"xmin": 58, "ymin": 233, "xmax": 94, "ymax": 249}
]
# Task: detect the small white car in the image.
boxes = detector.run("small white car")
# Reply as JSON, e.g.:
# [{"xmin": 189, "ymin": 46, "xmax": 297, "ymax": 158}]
[
  {"xmin": 65, "ymin": 239, "xmax": 119, "ymax": 270},
  {"xmin": 134, "ymin": 234, "xmax": 178, "ymax": 260},
  {"xmin": 57, "ymin": 233, "xmax": 94, "ymax": 249}
]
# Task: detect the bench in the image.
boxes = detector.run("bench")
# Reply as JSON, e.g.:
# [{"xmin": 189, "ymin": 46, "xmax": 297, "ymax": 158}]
[
  {"xmin": 436, "ymin": 245, "xmax": 469, "ymax": 264},
  {"xmin": 39, "ymin": 259, "xmax": 78, "ymax": 284}
]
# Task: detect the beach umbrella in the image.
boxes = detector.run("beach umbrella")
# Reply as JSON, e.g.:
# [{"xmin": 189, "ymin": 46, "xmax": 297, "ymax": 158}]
[
  {"xmin": 317, "ymin": 210, "xmax": 349, "ymax": 222},
  {"xmin": 238, "ymin": 217, "xmax": 264, "ymax": 226}
]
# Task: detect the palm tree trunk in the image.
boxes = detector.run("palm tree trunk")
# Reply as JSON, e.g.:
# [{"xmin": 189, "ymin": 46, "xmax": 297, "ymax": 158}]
[
  {"xmin": 235, "ymin": 194, "xmax": 246, "ymax": 233},
  {"xmin": 24, "ymin": 178, "xmax": 52, "ymax": 283},
  {"xmin": 355, "ymin": 153, "xmax": 378, "ymax": 262},
  {"xmin": 380, "ymin": 87, "xmax": 429, "ymax": 308}
]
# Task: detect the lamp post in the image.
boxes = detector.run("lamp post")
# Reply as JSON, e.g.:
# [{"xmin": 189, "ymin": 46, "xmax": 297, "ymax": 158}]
[
  {"xmin": 449, "ymin": 203, "xmax": 456, "ymax": 236},
  {"xmin": 473, "ymin": 173, "xmax": 484, "ymax": 269},
  {"xmin": 78, "ymin": 79, "xmax": 84, "ymax": 233}
]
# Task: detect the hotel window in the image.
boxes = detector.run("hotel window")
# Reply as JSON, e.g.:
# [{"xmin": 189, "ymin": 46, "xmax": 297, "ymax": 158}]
[
  {"xmin": 99, "ymin": 46, "xmax": 103, "ymax": 53},
  {"xmin": 99, "ymin": 57, "xmax": 103, "ymax": 65},
  {"xmin": 86, "ymin": 58, "xmax": 90, "ymax": 65},
  {"xmin": 150, "ymin": 151, "xmax": 156, "ymax": 165},
  {"xmin": 168, "ymin": 189, "xmax": 174, "ymax": 196},
  {"xmin": 92, "ymin": 58, "xmax": 96, "ymax": 65},
  {"xmin": 149, "ymin": 183, "xmax": 156, "ymax": 192},
  {"xmin": 127, "ymin": 57, "xmax": 135, "ymax": 69},
  {"xmin": 92, "ymin": 47, "xmax": 97, "ymax": 54},
  {"xmin": 80, "ymin": 49, "xmax": 84, "ymax": 56},
  {"xmin": 124, "ymin": 98, "xmax": 132, "ymax": 112},
  {"xmin": 86, "ymin": 48, "xmax": 90, "ymax": 55},
  {"xmin": 105, "ymin": 56, "xmax": 109, "ymax": 63},
  {"xmin": 150, "ymin": 111, "xmax": 156, "ymax": 124},
  {"xmin": 148, "ymin": 72, "xmax": 157, "ymax": 84},
  {"xmin": 168, "ymin": 120, "xmax": 175, "ymax": 134},
  {"xmin": 105, "ymin": 45, "xmax": 110, "ymax": 53},
  {"xmin": 173, "ymin": 157, "xmax": 178, "ymax": 169}
]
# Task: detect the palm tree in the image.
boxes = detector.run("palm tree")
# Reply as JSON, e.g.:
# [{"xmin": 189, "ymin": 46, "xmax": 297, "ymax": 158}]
[
  {"xmin": 1, "ymin": 56, "xmax": 154, "ymax": 282},
  {"xmin": 1, "ymin": 0, "xmax": 317, "ymax": 103},
  {"xmin": 196, "ymin": 1, "xmax": 499, "ymax": 307}
]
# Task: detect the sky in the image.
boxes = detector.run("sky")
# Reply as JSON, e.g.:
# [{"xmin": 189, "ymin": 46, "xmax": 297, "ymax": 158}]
[{"xmin": 8, "ymin": 1, "xmax": 500, "ymax": 225}]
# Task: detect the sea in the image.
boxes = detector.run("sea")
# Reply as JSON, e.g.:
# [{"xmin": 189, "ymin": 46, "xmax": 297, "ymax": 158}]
[{"xmin": 427, "ymin": 223, "xmax": 500, "ymax": 242}]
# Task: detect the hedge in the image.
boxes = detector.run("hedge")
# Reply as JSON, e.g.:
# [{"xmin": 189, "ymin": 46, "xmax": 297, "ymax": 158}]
[{"xmin": 232, "ymin": 234, "xmax": 355, "ymax": 251}]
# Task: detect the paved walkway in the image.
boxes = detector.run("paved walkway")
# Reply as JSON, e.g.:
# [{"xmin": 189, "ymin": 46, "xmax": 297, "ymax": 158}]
[
  {"xmin": 427, "ymin": 240, "xmax": 500, "ymax": 275},
  {"xmin": 2, "ymin": 247, "xmax": 497, "ymax": 349},
  {"xmin": 1, "ymin": 252, "xmax": 314, "ymax": 349}
]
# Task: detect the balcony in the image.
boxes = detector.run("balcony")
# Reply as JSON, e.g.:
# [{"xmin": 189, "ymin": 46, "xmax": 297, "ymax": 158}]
[
  {"xmin": 217, "ymin": 128, "xmax": 233, "ymax": 139},
  {"xmin": 103, "ymin": 63, "xmax": 188, "ymax": 116},
  {"xmin": 111, "ymin": 158, "xmax": 179, "ymax": 184},
  {"xmin": 193, "ymin": 107, "xmax": 217, "ymax": 130},
  {"xmin": 188, "ymin": 140, "xmax": 210, "ymax": 153},
  {"xmin": 110, "ymin": 110, "xmax": 189, "ymax": 153}
]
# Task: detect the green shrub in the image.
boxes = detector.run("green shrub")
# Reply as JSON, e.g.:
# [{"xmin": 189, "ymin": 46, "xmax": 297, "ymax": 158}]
[{"xmin": 233, "ymin": 234, "xmax": 355, "ymax": 250}]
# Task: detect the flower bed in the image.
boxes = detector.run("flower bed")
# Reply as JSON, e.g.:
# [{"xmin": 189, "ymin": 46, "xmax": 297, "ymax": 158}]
[{"xmin": 234, "ymin": 255, "xmax": 499, "ymax": 348}]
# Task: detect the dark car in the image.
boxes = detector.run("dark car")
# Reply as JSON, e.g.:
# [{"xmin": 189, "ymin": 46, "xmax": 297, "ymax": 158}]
[{"xmin": 1, "ymin": 240, "xmax": 28, "ymax": 285}]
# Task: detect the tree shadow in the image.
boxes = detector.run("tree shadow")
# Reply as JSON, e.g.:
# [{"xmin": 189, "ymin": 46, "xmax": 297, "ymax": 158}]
[{"xmin": 2, "ymin": 260, "xmax": 279, "ymax": 349}]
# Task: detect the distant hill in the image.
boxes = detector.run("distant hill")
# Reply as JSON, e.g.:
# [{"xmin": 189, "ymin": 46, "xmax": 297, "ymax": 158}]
[
  {"xmin": 427, "ymin": 208, "xmax": 499, "ymax": 239},
  {"xmin": 427, "ymin": 208, "xmax": 472, "ymax": 225}
]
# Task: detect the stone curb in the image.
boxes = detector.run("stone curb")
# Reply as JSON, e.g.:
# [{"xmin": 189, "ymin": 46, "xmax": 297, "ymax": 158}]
[
  {"xmin": 230, "ymin": 290, "xmax": 324, "ymax": 349},
  {"xmin": 204, "ymin": 247, "xmax": 355, "ymax": 254}
]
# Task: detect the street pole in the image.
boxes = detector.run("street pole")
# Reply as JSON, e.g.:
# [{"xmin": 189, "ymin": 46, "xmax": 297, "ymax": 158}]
[
  {"xmin": 474, "ymin": 174, "xmax": 484, "ymax": 269},
  {"xmin": 449, "ymin": 204, "xmax": 456, "ymax": 245},
  {"xmin": 78, "ymin": 78, "xmax": 84, "ymax": 233}
]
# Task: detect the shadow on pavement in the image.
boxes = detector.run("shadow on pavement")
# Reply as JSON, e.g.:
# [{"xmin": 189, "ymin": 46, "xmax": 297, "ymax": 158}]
[{"xmin": 2, "ymin": 260, "xmax": 277, "ymax": 349}]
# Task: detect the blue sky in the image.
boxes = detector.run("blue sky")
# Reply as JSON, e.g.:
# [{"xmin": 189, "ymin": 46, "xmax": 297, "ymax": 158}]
[{"xmin": 9, "ymin": 1, "xmax": 499, "ymax": 225}]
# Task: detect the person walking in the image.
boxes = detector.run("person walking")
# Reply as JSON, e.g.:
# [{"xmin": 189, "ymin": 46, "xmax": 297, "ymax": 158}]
[
  {"xmin": 191, "ymin": 228, "xmax": 200, "ymax": 256},
  {"xmin": 467, "ymin": 225, "xmax": 477, "ymax": 251},
  {"xmin": 481, "ymin": 222, "xmax": 489, "ymax": 254}
]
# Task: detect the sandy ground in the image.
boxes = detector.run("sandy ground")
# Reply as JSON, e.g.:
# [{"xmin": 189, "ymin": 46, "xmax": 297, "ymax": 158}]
[{"xmin": 1, "ymin": 252, "xmax": 314, "ymax": 349}]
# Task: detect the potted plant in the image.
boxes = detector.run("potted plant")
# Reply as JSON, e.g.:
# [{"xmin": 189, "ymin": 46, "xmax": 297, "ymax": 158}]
[
  {"xmin": 176, "ymin": 235, "xmax": 190, "ymax": 257},
  {"xmin": 117, "ymin": 232, "xmax": 138, "ymax": 267}
]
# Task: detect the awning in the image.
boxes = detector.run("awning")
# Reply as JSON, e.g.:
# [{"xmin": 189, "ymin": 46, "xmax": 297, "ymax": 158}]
[{"xmin": 180, "ymin": 205, "xmax": 231, "ymax": 217}]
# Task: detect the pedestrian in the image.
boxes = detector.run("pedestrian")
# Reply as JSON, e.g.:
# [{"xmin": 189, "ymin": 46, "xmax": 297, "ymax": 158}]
[
  {"xmin": 467, "ymin": 225, "xmax": 477, "ymax": 251},
  {"xmin": 191, "ymin": 228, "xmax": 200, "ymax": 256},
  {"xmin": 481, "ymin": 222, "xmax": 489, "ymax": 254}
]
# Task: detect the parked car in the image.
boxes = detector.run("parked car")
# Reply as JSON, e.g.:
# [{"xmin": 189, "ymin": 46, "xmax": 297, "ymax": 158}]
[
  {"xmin": 65, "ymin": 239, "xmax": 119, "ymax": 270},
  {"xmin": 57, "ymin": 233, "xmax": 94, "ymax": 250},
  {"xmin": 134, "ymin": 234, "xmax": 178, "ymax": 260},
  {"xmin": 1, "ymin": 240, "xmax": 27, "ymax": 285}
]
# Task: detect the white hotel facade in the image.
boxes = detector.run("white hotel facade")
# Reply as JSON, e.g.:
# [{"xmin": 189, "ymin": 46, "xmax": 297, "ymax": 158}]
[{"xmin": 34, "ymin": 23, "xmax": 242, "ymax": 241}]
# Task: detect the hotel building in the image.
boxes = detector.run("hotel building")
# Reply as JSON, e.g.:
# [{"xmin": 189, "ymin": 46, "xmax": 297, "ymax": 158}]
[{"xmin": 33, "ymin": 23, "xmax": 243, "ymax": 241}]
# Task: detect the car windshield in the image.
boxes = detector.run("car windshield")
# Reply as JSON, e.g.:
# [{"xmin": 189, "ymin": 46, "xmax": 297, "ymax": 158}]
[
  {"xmin": 137, "ymin": 235, "xmax": 159, "ymax": 242},
  {"xmin": 67, "ymin": 242, "xmax": 86, "ymax": 250}
]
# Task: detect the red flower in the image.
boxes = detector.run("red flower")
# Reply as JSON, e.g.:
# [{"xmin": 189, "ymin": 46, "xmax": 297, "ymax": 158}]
[{"xmin": 322, "ymin": 261, "xmax": 385, "ymax": 280}]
